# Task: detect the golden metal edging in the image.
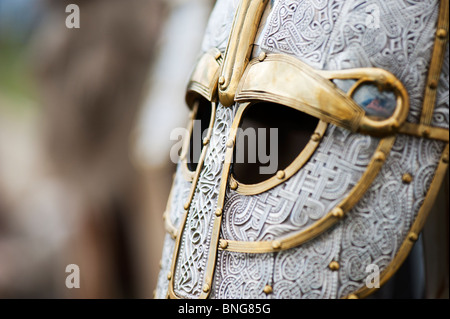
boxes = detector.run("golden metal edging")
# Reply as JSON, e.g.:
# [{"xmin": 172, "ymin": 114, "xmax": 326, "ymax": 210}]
[
  {"xmin": 218, "ymin": 0, "xmax": 269, "ymax": 106},
  {"xmin": 398, "ymin": 122, "xmax": 449, "ymax": 142},
  {"xmin": 420, "ymin": 0, "xmax": 449, "ymax": 125},
  {"xmin": 185, "ymin": 48, "xmax": 223, "ymax": 109}
]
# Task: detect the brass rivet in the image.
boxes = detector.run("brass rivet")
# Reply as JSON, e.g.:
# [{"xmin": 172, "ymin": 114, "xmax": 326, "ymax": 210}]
[
  {"xmin": 219, "ymin": 76, "xmax": 225, "ymax": 85},
  {"xmin": 348, "ymin": 294, "xmax": 359, "ymax": 299},
  {"xmin": 374, "ymin": 151, "xmax": 386, "ymax": 162},
  {"xmin": 429, "ymin": 80, "xmax": 438, "ymax": 90},
  {"xmin": 442, "ymin": 153, "xmax": 449, "ymax": 164},
  {"xmin": 202, "ymin": 283, "xmax": 210, "ymax": 293},
  {"xmin": 263, "ymin": 285, "xmax": 273, "ymax": 295},
  {"xmin": 331, "ymin": 207, "xmax": 344, "ymax": 218},
  {"xmin": 167, "ymin": 272, "xmax": 172, "ymax": 280},
  {"xmin": 402, "ymin": 173, "xmax": 413, "ymax": 184},
  {"xmin": 272, "ymin": 240, "xmax": 281, "ymax": 249},
  {"xmin": 422, "ymin": 128, "xmax": 431, "ymax": 137},
  {"xmin": 311, "ymin": 132, "xmax": 321, "ymax": 142},
  {"xmin": 230, "ymin": 180, "xmax": 238, "ymax": 190},
  {"xmin": 436, "ymin": 28, "xmax": 447, "ymax": 39},
  {"xmin": 276, "ymin": 170, "xmax": 285, "ymax": 180},
  {"xmin": 203, "ymin": 137, "xmax": 210, "ymax": 146},
  {"xmin": 183, "ymin": 202, "xmax": 190, "ymax": 210},
  {"xmin": 215, "ymin": 51, "xmax": 222, "ymax": 60},
  {"xmin": 258, "ymin": 52, "xmax": 267, "ymax": 62},
  {"xmin": 219, "ymin": 240, "xmax": 228, "ymax": 249},
  {"xmin": 408, "ymin": 232, "xmax": 418, "ymax": 242},
  {"xmin": 215, "ymin": 208, "xmax": 223, "ymax": 217},
  {"xmin": 226, "ymin": 139, "xmax": 234, "ymax": 148},
  {"xmin": 329, "ymin": 261, "xmax": 340, "ymax": 271}
]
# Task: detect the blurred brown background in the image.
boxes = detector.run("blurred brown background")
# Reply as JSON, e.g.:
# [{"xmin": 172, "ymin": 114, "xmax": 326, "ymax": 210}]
[{"xmin": 0, "ymin": 0, "xmax": 212, "ymax": 298}]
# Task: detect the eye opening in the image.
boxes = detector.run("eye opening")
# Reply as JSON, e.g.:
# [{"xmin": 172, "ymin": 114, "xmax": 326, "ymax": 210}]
[
  {"xmin": 231, "ymin": 102, "xmax": 321, "ymax": 186},
  {"xmin": 184, "ymin": 98, "xmax": 214, "ymax": 173}
]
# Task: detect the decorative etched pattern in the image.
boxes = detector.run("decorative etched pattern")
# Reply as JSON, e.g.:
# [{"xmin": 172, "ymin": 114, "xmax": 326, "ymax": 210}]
[
  {"xmin": 262, "ymin": 0, "xmax": 440, "ymax": 123},
  {"xmin": 201, "ymin": 0, "xmax": 241, "ymax": 53},
  {"xmin": 155, "ymin": 233, "xmax": 177, "ymax": 298},
  {"xmin": 173, "ymin": 104, "xmax": 237, "ymax": 298},
  {"xmin": 222, "ymin": 125, "xmax": 379, "ymax": 241},
  {"xmin": 214, "ymin": 251, "xmax": 274, "ymax": 299},
  {"xmin": 262, "ymin": 0, "xmax": 344, "ymax": 69},
  {"xmin": 337, "ymin": 136, "xmax": 446, "ymax": 297},
  {"xmin": 155, "ymin": 164, "xmax": 192, "ymax": 298}
]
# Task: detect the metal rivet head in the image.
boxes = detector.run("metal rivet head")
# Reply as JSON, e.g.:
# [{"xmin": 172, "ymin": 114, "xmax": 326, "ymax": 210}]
[
  {"xmin": 402, "ymin": 173, "xmax": 413, "ymax": 184},
  {"xmin": 226, "ymin": 139, "xmax": 234, "ymax": 148},
  {"xmin": 408, "ymin": 232, "xmax": 418, "ymax": 242},
  {"xmin": 429, "ymin": 80, "xmax": 438, "ymax": 90},
  {"xmin": 348, "ymin": 294, "xmax": 359, "ymax": 299},
  {"xmin": 202, "ymin": 283, "xmax": 210, "ymax": 293},
  {"xmin": 329, "ymin": 261, "xmax": 340, "ymax": 271},
  {"xmin": 219, "ymin": 76, "xmax": 225, "ymax": 85},
  {"xmin": 311, "ymin": 132, "xmax": 321, "ymax": 142},
  {"xmin": 422, "ymin": 128, "xmax": 431, "ymax": 137},
  {"xmin": 436, "ymin": 28, "xmax": 447, "ymax": 39},
  {"xmin": 203, "ymin": 137, "xmax": 210, "ymax": 146},
  {"xmin": 230, "ymin": 180, "xmax": 238, "ymax": 190},
  {"xmin": 219, "ymin": 240, "xmax": 228, "ymax": 249},
  {"xmin": 258, "ymin": 51, "xmax": 267, "ymax": 62},
  {"xmin": 167, "ymin": 272, "xmax": 172, "ymax": 280},
  {"xmin": 272, "ymin": 240, "xmax": 281, "ymax": 249},
  {"xmin": 331, "ymin": 207, "xmax": 344, "ymax": 218},
  {"xmin": 263, "ymin": 285, "xmax": 273, "ymax": 295},
  {"xmin": 215, "ymin": 208, "xmax": 223, "ymax": 217},
  {"xmin": 183, "ymin": 202, "xmax": 190, "ymax": 210},
  {"xmin": 276, "ymin": 170, "xmax": 285, "ymax": 180},
  {"xmin": 215, "ymin": 51, "xmax": 222, "ymax": 60},
  {"xmin": 443, "ymin": 153, "xmax": 449, "ymax": 164},
  {"xmin": 374, "ymin": 151, "xmax": 386, "ymax": 162}
]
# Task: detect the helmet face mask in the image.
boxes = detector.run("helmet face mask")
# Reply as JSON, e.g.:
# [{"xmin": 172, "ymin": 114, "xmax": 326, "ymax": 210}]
[{"xmin": 156, "ymin": 0, "xmax": 449, "ymax": 299}]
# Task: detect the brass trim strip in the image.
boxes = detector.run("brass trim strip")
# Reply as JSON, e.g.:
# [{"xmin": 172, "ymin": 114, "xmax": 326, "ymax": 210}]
[
  {"xmin": 345, "ymin": 143, "xmax": 449, "ymax": 299},
  {"xmin": 167, "ymin": 101, "xmax": 217, "ymax": 299},
  {"xmin": 218, "ymin": 0, "xmax": 269, "ymax": 106},
  {"xmin": 398, "ymin": 122, "xmax": 449, "ymax": 142},
  {"xmin": 420, "ymin": 0, "xmax": 449, "ymax": 125},
  {"xmin": 219, "ymin": 135, "xmax": 396, "ymax": 253},
  {"xmin": 230, "ymin": 120, "xmax": 328, "ymax": 195}
]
